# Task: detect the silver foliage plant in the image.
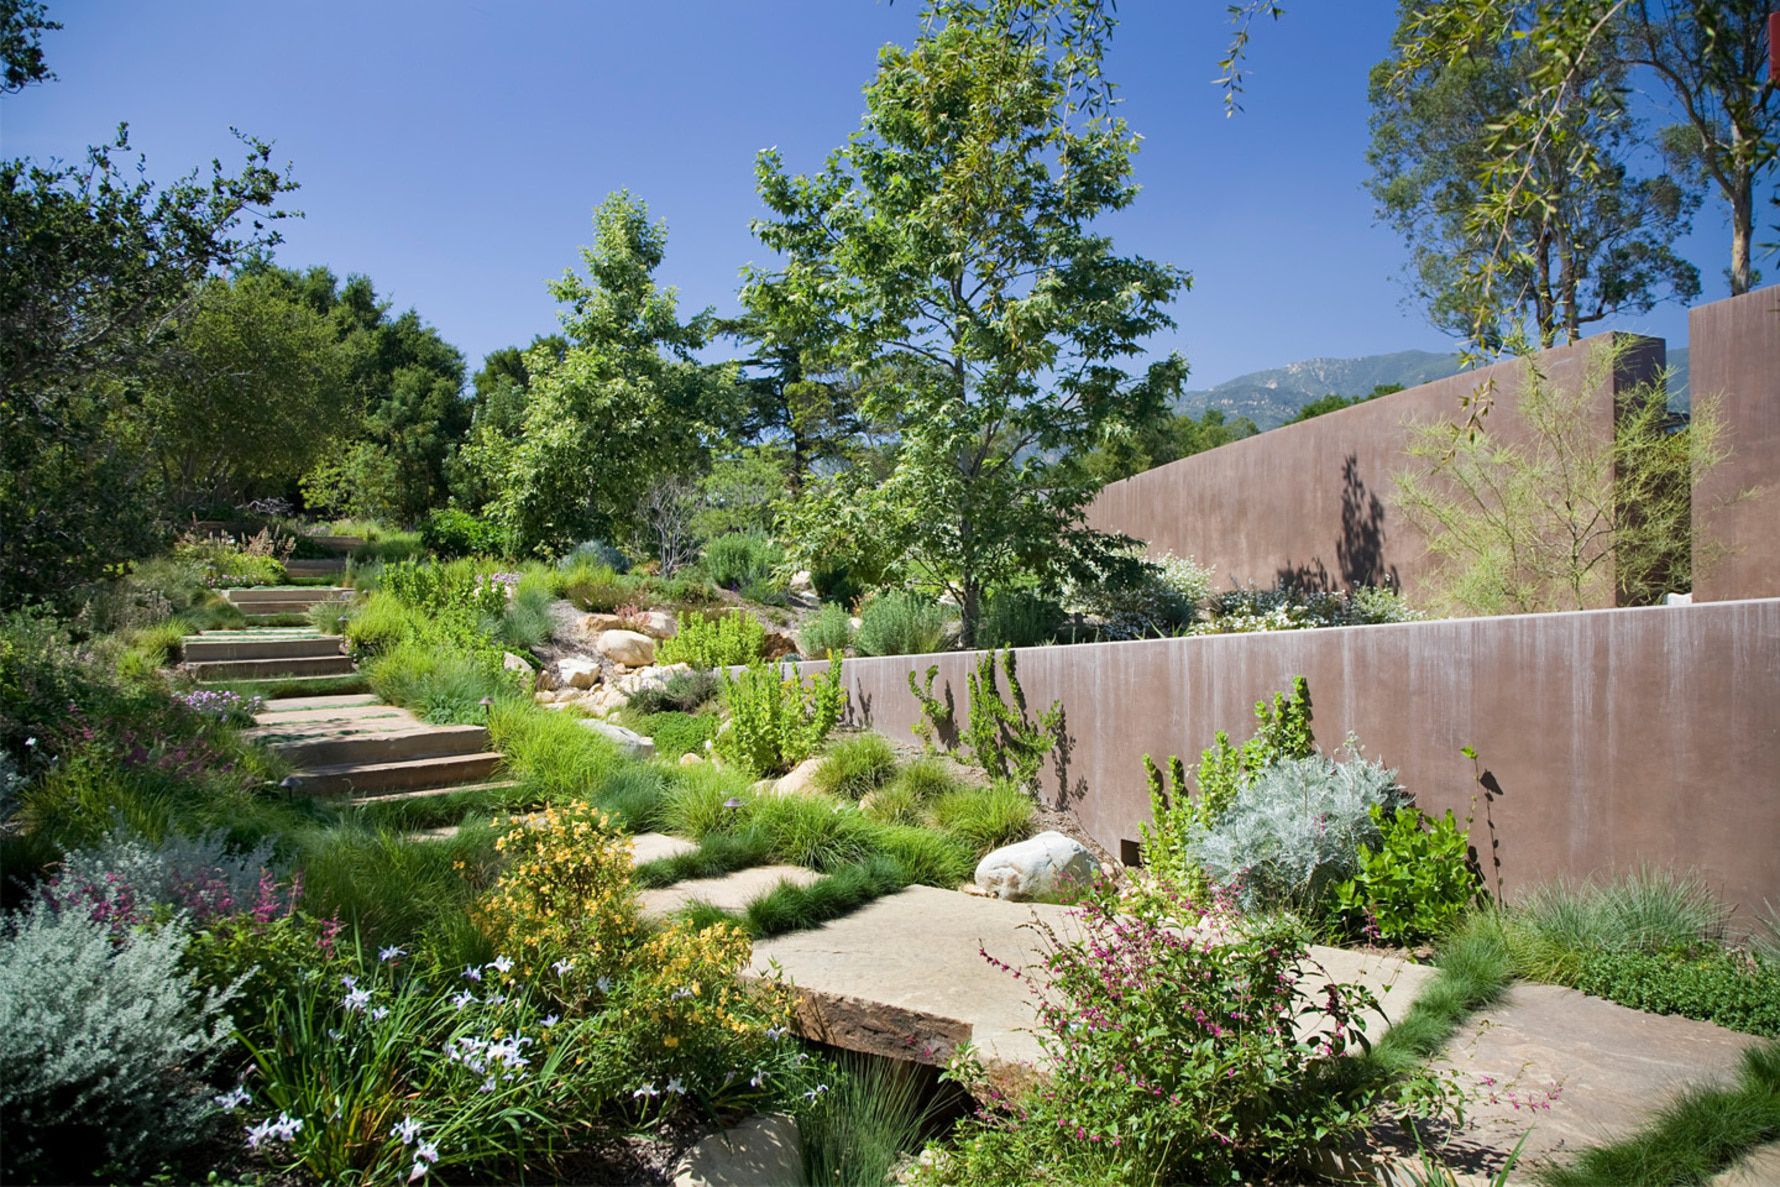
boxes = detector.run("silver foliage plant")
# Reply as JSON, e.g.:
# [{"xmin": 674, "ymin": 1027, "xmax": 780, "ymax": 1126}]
[
  {"xmin": 1188, "ymin": 747, "xmax": 1407, "ymax": 912},
  {"xmin": 0, "ymin": 899, "xmax": 235, "ymax": 1179},
  {"xmin": 1070, "ymin": 548, "xmax": 1215, "ymax": 640},
  {"xmin": 46, "ymin": 824, "xmax": 281, "ymax": 923}
]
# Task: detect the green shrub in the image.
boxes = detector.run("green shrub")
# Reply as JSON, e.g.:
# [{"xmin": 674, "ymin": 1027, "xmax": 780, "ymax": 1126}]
[
  {"xmin": 814, "ymin": 733, "xmax": 898, "ymax": 799},
  {"xmin": 626, "ymin": 668, "xmax": 719, "ymax": 715},
  {"xmin": 1564, "ymin": 949, "xmax": 1780, "ymax": 1037},
  {"xmin": 420, "ymin": 507, "xmax": 504, "ymax": 558},
  {"xmin": 1188, "ymin": 751, "xmax": 1406, "ymax": 914},
  {"xmin": 702, "ymin": 531, "xmax": 782, "ymax": 591},
  {"xmin": 856, "ymin": 591, "xmax": 951, "ymax": 657},
  {"xmin": 961, "ymin": 648, "xmax": 1061, "ymax": 787},
  {"xmin": 634, "ymin": 711, "xmax": 718, "ymax": 759},
  {"xmin": 343, "ymin": 591, "xmax": 412, "ymax": 656},
  {"xmin": 751, "ymin": 793, "xmax": 877, "ymax": 870},
  {"xmin": 657, "ymin": 610, "xmax": 767, "ymax": 670},
  {"xmin": 716, "ymin": 659, "xmax": 847, "ymax": 777},
  {"xmin": 932, "ymin": 782, "xmax": 1034, "ymax": 856},
  {"xmin": 363, "ymin": 639, "xmax": 514, "ymax": 725},
  {"xmin": 800, "ymin": 602, "xmax": 855, "ymax": 657},
  {"xmin": 740, "ymin": 576, "xmax": 788, "ymax": 607},
  {"xmin": 557, "ymin": 560, "xmax": 634, "ymax": 612},
  {"xmin": 978, "ymin": 589, "xmax": 1062, "ymax": 649},
  {"xmin": 810, "ymin": 560, "xmax": 867, "ymax": 607},
  {"xmin": 1070, "ymin": 548, "xmax": 1211, "ymax": 640},
  {"xmin": 1335, "ymin": 806, "xmax": 1483, "ymax": 944},
  {"xmin": 933, "ymin": 882, "xmax": 1392, "ymax": 1185},
  {"xmin": 487, "ymin": 700, "xmax": 621, "ymax": 801},
  {"xmin": 0, "ymin": 902, "xmax": 234, "ymax": 1181}
]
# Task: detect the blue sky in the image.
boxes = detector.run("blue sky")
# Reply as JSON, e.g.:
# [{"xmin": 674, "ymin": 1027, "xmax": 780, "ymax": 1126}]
[{"xmin": 3, "ymin": 1, "xmax": 1751, "ymax": 388}]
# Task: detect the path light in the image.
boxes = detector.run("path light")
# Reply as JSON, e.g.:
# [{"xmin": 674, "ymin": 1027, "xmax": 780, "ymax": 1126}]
[
  {"xmin": 279, "ymin": 775, "xmax": 301, "ymax": 795},
  {"xmin": 480, "ymin": 696, "xmax": 493, "ymax": 719},
  {"xmin": 723, "ymin": 797, "xmax": 745, "ymax": 812}
]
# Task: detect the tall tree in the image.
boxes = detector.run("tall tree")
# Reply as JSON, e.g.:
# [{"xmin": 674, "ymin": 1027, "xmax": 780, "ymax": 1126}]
[
  {"xmin": 480, "ymin": 191, "xmax": 726, "ymax": 556},
  {"xmin": 1622, "ymin": 0, "xmax": 1776, "ymax": 294},
  {"xmin": 1369, "ymin": 3, "xmax": 1701, "ymax": 350},
  {"xmin": 752, "ymin": 0, "xmax": 1187, "ymax": 645},
  {"xmin": 721, "ymin": 304, "xmax": 865, "ymax": 496}
]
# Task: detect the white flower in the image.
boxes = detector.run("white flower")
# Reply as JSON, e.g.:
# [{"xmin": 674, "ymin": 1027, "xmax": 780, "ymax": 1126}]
[
  {"xmin": 541, "ymin": 1013, "xmax": 560, "ymax": 1027},
  {"xmin": 391, "ymin": 1115, "xmax": 422, "ymax": 1144},
  {"xmin": 632, "ymin": 1082, "xmax": 659, "ymax": 1099},
  {"xmin": 451, "ymin": 990, "xmax": 476, "ymax": 1010},
  {"xmin": 551, "ymin": 958, "xmax": 575, "ymax": 977},
  {"xmin": 766, "ymin": 1025, "xmax": 788, "ymax": 1041},
  {"xmin": 595, "ymin": 975, "xmax": 612, "ymax": 993},
  {"xmin": 245, "ymin": 1118, "xmax": 273, "ymax": 1150},
  {"xmin": 486, "ymin": 991, "xmax": 507, "ymax": 1005},
  {"xmin": 802, "ymin": 1084, "xmax": 829, "ymax": 1102},
  {"xmin": 371, "ymin": 1006, "xmax": 390, "ymax": 1021},
  {"xmin": 409, "ymin": 1162, "xmax": 429, "ymax": 1183},
  {"xmin": 214, "ymin": 1085, "xmax": 251, "ymax": 1113},
  {"xmin": 750, "ymin": 1070, "xmax": 768, "ymax": 1088},
  {"xmin": 670, "ymin": 986, "xmax": 693, "ymax": 1000},
  {"xmin": 489, "ymin": 954, "xmax": 514, "ymax": 975},
  {"xmin": 23, "ymin": 737, "xmax": 35, "ymax": 748},
  {"xmin": 462, "ymin": 965, "xmax": 483, "ymax": 982},
  {"xmin": 340, "ymin": 974, "xmax": 358, "ymax": 989},
  {"xmin": 343, "ymin": 986, "xmax": 372, "ymax": 1012},
  {"xmin": 480, "ymin": 1076, "xmax": 497, "ymax": 1093},
  {"xmin": 665, "ymin": 1076, "xmax": 686, "ymax": 1095},
  {"xmin": 380, "ymin": 945, "xmax": 406, "ymax": 963},
  {"xmin": 416, "ymin": 1140, "xmax": 440, "ymax": 1163}
]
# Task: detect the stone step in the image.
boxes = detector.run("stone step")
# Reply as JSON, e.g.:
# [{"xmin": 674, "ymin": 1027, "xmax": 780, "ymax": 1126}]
[
  {"xmin": 189, "ymin": 654, "xmax": 357, "ymax": 682},
  {"xmin": 243, "ymin": 613, "xmax": 327, "ymax": 625},
  {"xmin": 224, "ymin": 586, "xmax": 350, "ymax": 606},
  {"xmin": 304, "ymin": 535, "xmax": 365, "ymax": 554},
  {"xmin": 212, "ymin": 673, "xmax": 369, "ymax": 695},
  {"xmin": 252, "ymin": 704, "xmax": 413, "ymax": 729},
  {"xmin": 234, "ymin": 600, "xmax": 336, "ymax": 617},
  {"xmin": 359, "ymin": 779, "xmax": 523, "ymax": 811},
  {"xmin": 747, "ymin": 885, "xmax": 1434, "ymax": 1090},
  {"xmin": 269, "ymin": 723, "xmax": 491, "ymax": 768},
  {"xmin": 632, "ymin": 832, "xmax": 700, "ymax": 866},
  {"xmin": 640, "ymin": 864, "xmax": 822, "ymax": 921},
  {"xmin": 258, "ymin": 693, "xmax": 383, "ymax": 713},
  {"xmin": 181, "ymin": 634, "xmax": 343, "ymax": 662},
  {"xmin": 285, "ymin": 558, "xmax": 348, "ymax": 577},
  {"xmin": 285, "ymin": 751, "xmax": 505, "ymax": 797}
]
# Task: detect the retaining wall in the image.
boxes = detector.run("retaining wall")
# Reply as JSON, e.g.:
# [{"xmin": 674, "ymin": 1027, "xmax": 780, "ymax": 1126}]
[
  {"xmin": 1693, "ymin": 286, "xmax": 1780, "ymax": 603},
  {"xmin": 814, "ymin": 598, "xmax": 1780, "ymax": 922},
  {"xmin": 1084, "ymin": 334, "xmax": 1664, "ymax": 608}
]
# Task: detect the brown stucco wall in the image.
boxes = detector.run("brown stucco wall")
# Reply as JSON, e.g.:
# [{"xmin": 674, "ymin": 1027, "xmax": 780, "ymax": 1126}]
[
  {"xmin": 811, "ymin": 598, "xmax": 1780, "ymax": 921},
  {"xmin": 1084, "ymin": 334, "xmax": 1664, "ymax": 608},
  {"xmin": 1693, "ymin": 287, "xmax": 1780, "ymax": 602}
]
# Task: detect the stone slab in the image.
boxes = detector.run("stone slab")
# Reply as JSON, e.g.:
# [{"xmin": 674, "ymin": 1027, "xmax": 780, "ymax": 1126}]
[
  {"xmin": 631, "ymin": 832, "xmax": 700, "ymax": 866},
  {"xmin": 640, "ymin": 864, "xmax": 821, "ymax": 921},
  {"xmin": 672, "ymin": 1112, "xmax": 801, "ymax": 1187},
  {"xmin": 1402, "ymin": 983, "xmax": 1763, "ymax": 1179},
  {"xmin": 748, "ymin": 885, "xmax": 1438, "ymax": 1085},
  {"xmin": 1711, "ymin": 1142, "xmax": 1780, "ymax": 1187}
]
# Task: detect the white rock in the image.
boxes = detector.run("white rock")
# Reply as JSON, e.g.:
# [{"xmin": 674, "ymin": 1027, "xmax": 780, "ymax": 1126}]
[
  {"xmin": 974, "ymin": 830, "xmax": 1095, "ymax": 901},
  {"xmin": 789, "ymin": 570, "xmax": 815, "ymax": 596},
  {"xmin": 639, "ymin": 609, "xmax": 677, "ymax": 639},
  {"xmin": 503, "ymin": 652, "xmax": 536, "ymax": 691},
  {"xmin": 597, "ymin": 629, "xmax": 655, "ymax": 666},
  {"xmin": 1664, "ymin": 591, "xmax": 1693, "ymax": 606},
  {"xmin": 771, "ymin": 756, "xmax": 826, "ymax": 797},
  {"xmin": 579, "ymin": 719, "xmax": 656, "ymax": 762},
  {"xmin": 532, "ymin": 690, "xmax": 555, "ymax": 704},
  {"xmin": 557, "ymin": 656, "xmax": 602, "ymax": 690},
  {"xmin": 678, "ymin": 752, "xmax": 704, "ymax": 766},
  {"xmin": 673, "ymin": 1112, "xmax": 802, "ymax": 1187}
]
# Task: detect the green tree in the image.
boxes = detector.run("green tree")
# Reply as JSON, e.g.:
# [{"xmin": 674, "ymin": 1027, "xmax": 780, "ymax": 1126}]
[
  {"xmin": 1369, "ymin": 4, "xmax": 1701, "ymax": 350},
  {"xmin": 1070, "ymin": 407, "xmax": 1256, "ymax": 485},
  {"xmin": 0, "ymin": 127, "xmax": 297, "ymax": 604},
  {"xmin": 1392, "ymin": 341, "xmax": 1726, "ymax": 614},
  {"xmin": 142, "ymin": 273, "xmax": 350, "ymax": 512},
  {"xmin": 481, "ymin": 191, "xmax": 726, "ymax": 557},
  {"xmin": 1, "ymin": 0, "xmax": 57, "ymax": 92},
  {"xmin": 751, "ymin": 0, "xmax": 1187, "ymax": 644},
  {"xmin": 1622, "ymin": 0, "xmax": 1777, "ymax": 295},
  {"xmin": 448, "ymin": 335, "xmax": 566, "ymax": 510},
  {"xmin": 1286, "ymin": 384, "xmax": 1405, "ymax": 425}
]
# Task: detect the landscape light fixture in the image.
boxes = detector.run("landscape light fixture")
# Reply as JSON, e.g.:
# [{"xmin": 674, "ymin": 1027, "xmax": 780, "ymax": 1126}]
[{"xmin": 723, "ymin": 797, "xmax": 744, "ymax": 811}]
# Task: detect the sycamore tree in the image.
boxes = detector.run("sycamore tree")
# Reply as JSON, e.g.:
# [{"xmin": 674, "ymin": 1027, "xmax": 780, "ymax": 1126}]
[
  {"xmin": 750, "ymin": 0, "xmax": 1187, "ymax": 645},
  {"xmin": 473, "ymin": 191, "xmax": 728, "ymax": 557}
]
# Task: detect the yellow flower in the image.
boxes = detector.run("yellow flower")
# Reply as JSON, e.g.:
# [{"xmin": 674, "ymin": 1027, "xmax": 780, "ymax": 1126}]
[{"xmin": 663, "ymin": 1035, "xmax": 679, "ymax": 1048}]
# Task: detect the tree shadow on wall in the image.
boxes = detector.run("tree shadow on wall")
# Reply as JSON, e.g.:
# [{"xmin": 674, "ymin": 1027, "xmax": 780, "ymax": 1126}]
[
  {"xmin": 1048, "ymin": 704, "xmax": 1089, "ymax": 812},
  {"xmin": 1276, "ymin": 453, "xmax": 1401, "ymax": 592}
]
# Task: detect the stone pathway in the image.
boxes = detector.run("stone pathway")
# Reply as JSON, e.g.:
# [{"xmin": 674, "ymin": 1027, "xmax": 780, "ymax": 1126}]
[
  {"xmin": 639, "ymin": 864, "xmax": 822, "ymax": 922},
  {"xmin": 183, "ymin": 627, "xmax": 354, "ymax": 684},
  {"xmin": 748, "ymin": 884, "xmax": 1435, "ymax": 1081},
  {"xmin": 1387, "ymin": 981, "xmax": 1766, "ymax": 1181}
]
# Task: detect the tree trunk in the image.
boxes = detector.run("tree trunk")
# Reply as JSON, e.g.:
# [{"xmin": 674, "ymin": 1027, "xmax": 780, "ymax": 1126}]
[{"xmin": 1729, "ymin": 174, "xmax": 1753, "ymax": 297}]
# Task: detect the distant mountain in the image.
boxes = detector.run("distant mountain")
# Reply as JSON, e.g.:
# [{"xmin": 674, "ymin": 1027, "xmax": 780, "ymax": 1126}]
[{"xmin": 1176, "ymin": 349, "xmax": 1463, "ymax": 430}]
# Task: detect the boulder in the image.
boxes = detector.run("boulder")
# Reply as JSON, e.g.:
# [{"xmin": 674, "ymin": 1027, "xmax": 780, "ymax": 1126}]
[
  {"xmin": 502, "ymin": 652, "xmax": 536, "ymax": 691},
  {"xmin": 583, "ymin": 612, "xmax": 626, "ymax": 634},
  {"xmin": 771, "ymin": 756, "xmax": 826, "ymax": 798},
  {"xmin": 974, "ymin": 830, "xmax": 1095, "ymax": 901},
  {"xmin": 678, "ymin": 751, "xmax": 704, "ymax": 766},
  {"xmin": 672, "ymin": 1112, "xmax": 802, "ymax": 1187},
  {"xmin": 532, "ymin": 690, "xmax": 555, "ymax": 704},
  {"xmin": 639, "ymin": 609, "xmax": 677, "ymax": 639},
  {"xmin": 596, "ymin": 629, "xmax": 655, "ymax": 666},
  {"xmin": 762, "ymin": 630, "xmax": 799, "ymax": 660},
  {"xmin": 557, "ymin": 656, "xmax": 602, "ymax": 690},
  {"xmin": 579, "ymin": 719, "xmax": 656, "ymax": 762},
  {"xmin": 788, "ymin": 570, "xmax": 815, "ymax": 597}
]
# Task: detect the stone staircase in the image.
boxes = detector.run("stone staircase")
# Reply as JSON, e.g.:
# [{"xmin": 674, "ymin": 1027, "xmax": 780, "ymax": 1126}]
[
  {"xmin": 223, "ymin": 586, "xmax": 351, "ymax": 623},
  {"xmin": 182, "ymin": 628, "xmax": 356, "ymax": 683},
  {"xmin": 284, "ymin": 534, "xmax": 363, "ymax": 580},
  {"xmin": 248, "ymin": 693, "xmax": 509, "ymax": 800}
]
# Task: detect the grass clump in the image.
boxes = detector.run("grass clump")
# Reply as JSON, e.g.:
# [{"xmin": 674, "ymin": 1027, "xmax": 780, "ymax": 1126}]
[
  {"xmin": 632, "ymin": 710, "xmax": 719, "ymax": 760},
  {"xmin": 751, "ymin": 792, "xmax": 877, "ymax": 870},
  {"xmin": 800, "ymin": 602, "xmax": 855, "ymax": 657},
  {"xmin": 590, "ymin": 764, "xmax": 668, "ymax": 833},
  {"xmin": 658, "ymin": 764, "xmax": 756, "ymax": 840},
  {"xmin": 868, "ymin": 822, "xmax": 974, "ymax": 887},
  {"xmin": 1539, "ymin": 1042, "xmax": 1780, "ymax": 1187},
  {"xmin": 799, "ymin": 1052, "xmax": 944, "ymax": 1187},
  {"xmin": 932, "ymin": 781, "xmax": 1034, "ymax": 856},
  {"xmin": 625, "ymin": 668, "xmax": 719, "ymax": 714},
  {"xmin": 632, "ymin": 828, "xmax": 776, "ymax": 889},
  {"xmin": 814, "ymin": 733, "xmax": 898, "ymax": 799},
  {"xmin": 741, "ymin": 855, "xmax": 908, "ymax": 938},
  {"xmin": 362, "ymin": 640, "xmax": 512, "ymax": 724},
  {"xmin": 487, "ymin": 699, "xmax": 620, "ymax": 801},
  {"xmin": 856, "ymin": 591, "xmax": 950, "ymax": 657}
]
